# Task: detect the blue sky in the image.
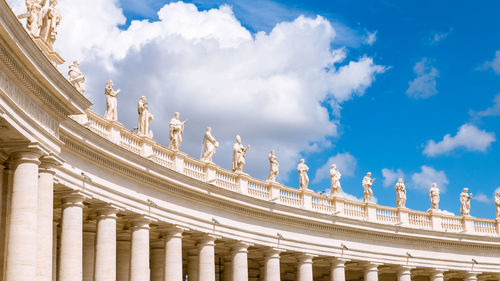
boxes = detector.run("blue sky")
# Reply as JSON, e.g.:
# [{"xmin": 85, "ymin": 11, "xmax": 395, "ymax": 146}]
[
  {"xmin": 9, "ymin": 0, "xmax": 499, "ymax": 219},
  {"xmin": 117, "ymin": 0, "xmax": 500, "ymax": 218}
]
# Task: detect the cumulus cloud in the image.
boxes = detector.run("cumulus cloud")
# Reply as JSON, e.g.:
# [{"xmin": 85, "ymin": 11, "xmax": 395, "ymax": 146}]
[
  {"xmin": 6, "ymin": 0, "xmax": 385, "ymax": 181},
  {"xmin": 428, "ymin": 29, "xmax": 453, "ymax": 45},
  {"xmin": 423, "ymin": 124, "xmax": 496, "ymax": 156},
  {"xmin": 381, "ymin": 168, "xmax": 404, "ymax": 187},
  {"xmin": 411, "ymin": 165, "xmax": 449, "ymax": 192},
  {"xmin": 472, "ymin": 93, "xmax": 500, "ymax": 118},
  {"xmin": 313, "ymin": 152, "xmax": 357, "ymax": 183},
  {"xmin": 406, "ymin": 58, "xmax": 439, "ymax": 99},
  {"xmin": 480, "ymin": 50, "xmax": 500, "ymax": 74},
  {"xmin": 473, "ymin": 192, "xmax": 491, "ymax": 203},
  {"xmin": 364, "ymin": 30, "xmax": 377, "ymax": 45}
]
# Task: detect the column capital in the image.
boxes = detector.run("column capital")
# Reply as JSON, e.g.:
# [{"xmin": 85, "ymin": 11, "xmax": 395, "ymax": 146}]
[
  {"xmin": 429, "ymin": 268, "xmax": 447, "ymax": 276},
  {"xmin": 159, "ymin": 224, "xmax": 189, "ymax": 237},
  {"xmin": 127, "ymin": 215, "xmax": 154, "ymax": 230},
  {"xmin": 464, "ymin": 272, "xmax": 482, "ymax": 281},
  {"xmin": 93, "ymin": 203, "xmax": 123, "ymax": 219},
  {"xmin": 296, "ymin": 253, "xmax": 317, "ymax": 264},
  {"xmin": 229, "ymin": 241, "xmax": 253, "ymax": 254},
  {"xmin": 363, "ymin": 261, "xmax": 383, "ymax": 271},
  {"xmin": 195, "ymin": 233, "xmax": 220, "ymax": 246},
  {"xmin": 264, "ymin": 247, "xmax": 284, "ymax": 258},
  {"xmin": 39, "ymin": 154, "xmax": 63, "ymax": 174},
  {"xmin": 59, "ymin": 190, "xmax": 90, "ymax": 208},
  {"xmin": 330, "ymin": 257, "xmax": 350, "ymax": 266},
  {"xmin": 397, "ymin": 265, "xmax": 415, "ymax": 272},
  {"xmin": 8, "ymin": 143, "xmax": 45, "ymax": 166}
]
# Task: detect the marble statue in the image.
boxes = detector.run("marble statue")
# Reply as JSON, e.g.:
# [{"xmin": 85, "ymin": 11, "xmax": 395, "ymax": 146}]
[
  {"xmin": 67, "ymin": 61, "xmax": 85, "ymax": 94},
  {"xmin": 169, "ymin": 112, "xmax": 187, "ymax": 151},
  {"xmin": 429, "ymin": 183, "xmax": 440, "ymax": 211},
  {"xmin": 460, "ymin": 188, "xmax": 473, "ymax": 216},
  {"xmin": 201, "ymin": 127, "xmax": 219, "ymax": 163},
  {"xmin": 267, "ymin": 150, "xmax": 279, "ymax": 182},
  {"xmin": 394, "ymin": 178, "xmax": 406, "ymax": 208},
  {"xmin": 39, "ymin": 0, "xmax": 61, "ymax": 50},
  {"xmin": 330, "ymin": 164, "xmax": 341, "ymax": 197},
  {"xmin": 495, "ymin": 191, "xmax": 500, "ymax": 219},
  {"xmin": 137, "ymin": 96, "xmax": 154, "ymax": 138},
  {"xmin": 297, "ymin": 159, "xmax": 309, "ymax": 190},
  {"xmin": 25, "ymin": 0, "xmax": 44, "ymax": 37},
  {"xmin": 232, "ymin": 135, "xmax": 250, "ymax": 173},
  {"xmin": 104, "ymin": 80, "xmax": 120, "ymax": 121},
  {"xmin": 362, "ymin": 172, "xmax": 375, "ymax": 203}
]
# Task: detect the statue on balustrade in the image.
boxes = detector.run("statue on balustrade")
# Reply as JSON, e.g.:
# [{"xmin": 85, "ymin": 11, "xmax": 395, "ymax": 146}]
[
  {"xmin": 67, "ymin": 61, "xmax": 85, "ymax": 94},
  {"xmin": 495, "ymin": 191, "xmax": 500, "ymax": 219},
  {"xmin": 362, "ymin": 172, "xmax": 375, "ymax": 203},
  {"xmin": 39, "ymin": 0, "xmax": 61, "ymax": 50},
  {"xmin": 267, "ymin": 150, "xmax": 279, "ymax": 182},
  {"xmin": 394, "ymin": 178, "xmax": 406, "ymax": 208},
  {"xmin": 201, "ymin": 127, "xmax": 219, "ymax": 163},
  {"xmin": 104, "ymin": 80, "xmax": 120, "ymax": 121},
  {"xmin": 232, "ymin": 135, "xmax": 250, "ymax": 173},
  {"xmin": 297, "ymin": 159, "xmax": 309, "ymax": 190},
  {"xmin": 460, "ymin": 188, "xmax": 472, "ymax": 216},
  {"xmin": 137, "ymin": 96, "xmax": 154, "ymax": 138},
  {"xmin": 330, "ymin": 164, "xmax": 341, "ymax": 197},
  {"xmin": 24, "ymin": 0, "xmax": 44, "ymax": 37},
  {"xmin": 169, "ymin": 112, "xmax": 187, "ymax": 151},
  {"xmin": 429, "ymin": 183, "xmax": 440, "ymax": 210}
]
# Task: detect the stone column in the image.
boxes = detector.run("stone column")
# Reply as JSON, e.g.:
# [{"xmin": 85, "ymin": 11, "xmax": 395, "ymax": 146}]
[
  {"xmin": 83, "ymin": 222, "xmax": 96, "ymax": 281},
  {"xmin": 429, "ymin": 269, "xmax": 445, "ymax": 281},
  {"xmin": 58, "ymin": 192, "xmax": 86, "ymax": 281},
  {"xmin": 52, "ymin": 221, "xmax": 59, "ymax": 281},
  {"xmin": 197, "ymin": 234, "xmax": 218, "ymax": 281},
  {"xmin": 464, "ymin": 272, "xmax": 479, "ymax": 281},
  {"xmin": 164, "ymin": 226, "xmax": 186, "ymax": 281},
  {"xmin": 397, "ymin": 266, "xmax": 413, "ymax": 281},
  {"xmin": 129, "ymin": 216, "xmax": 152, "ymax": 281},
  {"xmin": 36, "ymin": 156, "xmax": 59, "ymax": 281},
  {"xmin": 223, "ymin": 257, "xmax": 232, "ymax": 281},
  {"xmin": 231, "ymin": 242, "xmax": 251, "ymax": 281},
  {"xmin": 264, "ymin": 248, "xmax": 281, "ymax": 281},
  {"xmin": 187, "ymin": 250, "xmax": 199, "ymax": 281},
  {"xmin": 364, "ymin": 262, "xmax": 380, "ymax": 281},
  {"xmin": 4, "ymin": 148, "xmax": 42, "ymax": 281},
  {"xmin": 297, "ymin": 254, "xmax": 314, "ymax": 281},
  {"xmin": 94, "ymin": 205, "xmax": 119, "ymax": 281},
  {"xmin": 116, "ymin": 230, "xmax": 131, "ymax": 281},
  {"xmin": 330, "ymin": 258, "xmax": 349, "ymax": 281},
  {"xmin": 150, "ymin": 240, "xmax": 164, "ymax": 281}
]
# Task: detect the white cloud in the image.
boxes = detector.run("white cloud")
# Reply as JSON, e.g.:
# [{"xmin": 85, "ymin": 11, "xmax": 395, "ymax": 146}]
[
  {"xmin": 473, "ymin": 93, "xmax": 500, "ymax": 118},
  {"xmin": 423, "ymin": 124, "xmax": 496, "ymax": 156},
  {"xmin": 473, "ymin": 192, "xmax": 491, "ymax": 203},
  {"xmin": 364, "ymin": 30, "xmax": 377, "ymax": 45},
  {"xmin": 406, "ymin": 58, "xmax": 439, "ymax": 99},
  {"xmin": 429, "ymin": 29, "xmax": 453, "ymax": 45},
  {"xmin": 313, "ymin": 152, "xmax": 357, "ymax": 183},
  {"xmin": 5, "ymin": 0, "xmax": 385, "ymax": 180},
  {"xmin": 411, "ymin": 165, "xmax": 449, "ymax": 192},
  {"xmin": 339, "ymin": 190, "xmax": 377, "ymax": 203},
  {"xmin": 381, "ymin": 168, "xmax": 404, "ymax": 187},
  {"xmin": 481, "ymin": 50, "xmax": 500, "ymax": 74}
]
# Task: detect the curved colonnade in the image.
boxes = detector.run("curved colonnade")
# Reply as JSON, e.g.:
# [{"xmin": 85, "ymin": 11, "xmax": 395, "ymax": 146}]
[{"xmin": 0, "ymin": 1, "xmax": 499, "ymax": 281}]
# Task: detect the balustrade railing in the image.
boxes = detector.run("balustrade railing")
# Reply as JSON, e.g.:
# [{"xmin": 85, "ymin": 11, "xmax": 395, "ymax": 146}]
[{"xmin": 77, "ymin": 110, "xmax": 500, "ymax": 237}]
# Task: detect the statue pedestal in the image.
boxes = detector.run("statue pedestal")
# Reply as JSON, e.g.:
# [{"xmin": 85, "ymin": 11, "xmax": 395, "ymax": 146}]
[{"xmin": 33, "ymin": 36, "xmax": 64, "ymax": 65}]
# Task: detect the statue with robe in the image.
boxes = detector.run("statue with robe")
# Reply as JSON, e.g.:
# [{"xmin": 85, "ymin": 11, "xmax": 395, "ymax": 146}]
[
  {"xmin": 267, "ymin": 150, "xmax": 279, "ymax": 182},
  {"xmin": 394, "ymin": 178, "xmax": 406, "ymax": 208},
  {"xmin": 25, "ymin": 0, "xmax": 45, "ymax": 36},
  {"xmin": 429, "ymin": 183, "xmax": 440, "ymax": 211},
  {"xmin": 330, "ymin": 164, "xmax": 341, "ymax": 197},
  {"xmin": 460, "ymin": 188, "xmax": 472, "ymax": 216},
  {"xmin": 104, "ymin": 80, "xmax": 119, "ymax": 121},
  {"xmin": 495, "ymin": 191, "xmax": 500, "ymax": 219},
  {"xmin": 137, "ymin": 96, "xmax": 153, "ymax": 138},
  {"xmin": 362, "ymin": 172, "xmax": 375, "ymax": 203},
  {"xmin": 201, "ymin": 127, "xmax": 219, "ymax": 163},
  {"xmin": 39, "ymin": 0, "xmax": 61, "ymax": 50},
  {"xmin": 232, "ymin": 135, "xmax": 249, "ymax": 173},
  {"xmin": 297, "ymin": 159, "xmax": 309, "ymax": 190},
  {"xmin": 67, "ymin": 60, "xmax": 85, "ymax": 94},
  {"xmin": 169, "ymin": 112, "xmax": 187, "ymax": 151}
]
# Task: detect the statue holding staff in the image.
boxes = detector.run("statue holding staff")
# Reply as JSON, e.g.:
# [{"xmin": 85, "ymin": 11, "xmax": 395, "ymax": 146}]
[
  {"xmin": 201, "ymin": 127, "xmax": 219, "ymax": 163},
  {"xmin": 24, "ymin": 0, "xmax": 45, "ymax": 36},
  {"xmin": 232, "ymin": 135, "xmax": 250, "ymax": 172},
  {"xmin": 39, "ymin": 0, "xmax": 61, "ymax": 50},
  {"xmin": 169, "ymin": 112, "xmax": 187, "ymax": 151}
]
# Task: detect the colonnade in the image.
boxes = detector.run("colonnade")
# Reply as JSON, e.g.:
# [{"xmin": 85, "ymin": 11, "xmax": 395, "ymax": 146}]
[{"xmin": 0, "ymin": 146, "xmax": 493, "ymax": 281}]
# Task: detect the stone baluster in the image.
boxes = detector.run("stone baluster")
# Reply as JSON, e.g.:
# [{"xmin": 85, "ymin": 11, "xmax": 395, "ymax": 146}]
[
  {"xmin": 37, "ymin": 155, "xmax": 61, "ymax": 281},
  {"xmin": 363, "ymin": 262, "xmax": 381, "ymax": 281},
  {"xmin": 4, "ymin": 147, "xmax": 43, "ymax": 281},
  {"xmin": 330, "ymin": 258, "xmax": 349, "ymax": 281},
  {"xmin": 231, "ymin": 241, "xmax": 252, "ymax": 281},
  {"xmin": 297, "ymin": 254, "xmax": 315, "ymax": 281},
  {"xmin": 58, "ymin": 191, "xmax": 88, "ymax": 281},
  {"xmin": 264, "ymin": 248, "xmax": 282, "ymax": 281},
  {"xmin": 163, "ymin": 226, "xmax": 187, "ymax": 281},
  {"xmin": 94, "ymin": 204, "xmax": 120, "ymax": 281},
  {"xmin": 197, "ymin": 234, "xmax": 219, "ymax": 281},
  {"xmin": 129, "ymin": 216, "xmax": 152, "ymax": 281}
]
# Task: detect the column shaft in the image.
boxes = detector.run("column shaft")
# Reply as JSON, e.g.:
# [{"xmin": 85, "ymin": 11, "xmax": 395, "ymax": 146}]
[
  {"xmin": 129, "ymin": 217, "xmax": 151, "ymax": 281},
  {"xmin": 330, "ymin": 258, "xmax": 348, "ymax": 281},
  {"xmin": 82, "ymin": 228, "xmax": 96, "ymax": 281},
  {"xmin": 364, "ymin": 263, "xmax": 380, "ymax": 281},
  {"xmin": 52, "ymin": 221, "xmax": 58, "ymax": 281},
  {"xmin": 231, "ymin": 242, "xmax": 250, "ymax": 281},
  {"xmin": 297, "ymin": 254, "xmax": 314, "ymax": 281},
  {"xmin": 187, "ymin": 252, "xmax": 199, "ymax": 281},
  {"xmin": 397, "ymin": 267, "xmax": 412, "ymax": 281},
  {"xmin": 197, "ymin": 235, "xmax": 217, "ymax": 281},
  {"xmin": 223, "ymin": 258, "xmax": 232, "ymax": 281},
  {"xmin": 429, "ymin": 270, "xmax": 445, "ymax": 281},
  {"xmin": 116, "ymin": 239, "xmax": 131, "ymax": 281},
  {"xmin": 58, "ymin": 193, "xmax": 85, "ymax": 281},
  {"xmin": 151, "ymin": 247, "xmax": 165, "ymax": 281},
  {"xmin": 5, "ymin": 150, "xmax": 42, "ymax": 281},
  {"xmin": 94, "ymin": 207, "xmax": 118, "ymax": 281},
  {"xmin": 164, "ymin": 228, "xmax": 185, "ymax": 281},
  {"xmin": 264, "ymin": 249, "xmax": 281, "ymax": 281}
]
